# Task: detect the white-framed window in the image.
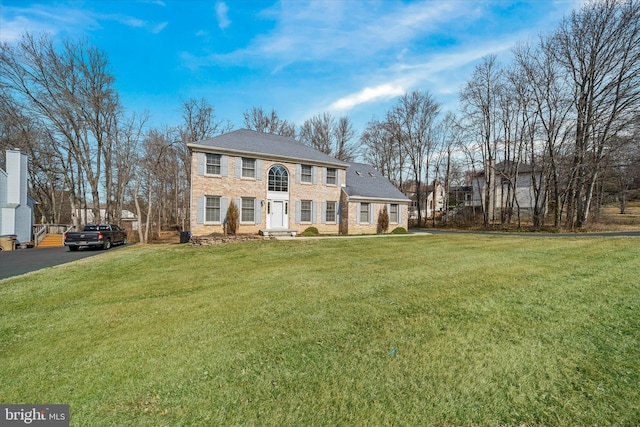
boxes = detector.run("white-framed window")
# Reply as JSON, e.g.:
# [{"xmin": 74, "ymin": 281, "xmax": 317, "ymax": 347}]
[
  {"xmin": 242, "ymin": 158, "xmax": 256, "ymax": 178},
  {"xmin": 206, "ymin": 154, "xmax": 221, "ymax": 175},
  {"xmin": 301, "ymin": 165, "xmax": 313, "ymax": 183},
  {"xmin": 359, "ymin": 203, "xmax": 370, "ymax": 223},
  {"xmin": 241, "ymin": 198, "xmax": 255, "ymax": 222},
  {"xmin": 205, "ymin": 196, "xmax": 221, "ymax": 222},
  {"xmin": 268, "ymin": 165, "xmax": 288, "ymax": 192},
  {"xmin": 301, "ymin": 200, "xmax": 312, "ymax": 222},
  {"xmin": 325, "ymin": 201, "xmax": 337, "ymax": 223},
  {"xmin": 326, "ymin": 168, "xmax": 337, "ymax": 185},
  {"xmin": 389, "ymin": 204, "xmax": 399, "ymax": 223}
]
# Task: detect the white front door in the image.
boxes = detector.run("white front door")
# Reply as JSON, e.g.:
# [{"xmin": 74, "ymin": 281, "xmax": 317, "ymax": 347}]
[{"xmin": 269, "ymin": 200, "xmax": 288, "ymax": 229}]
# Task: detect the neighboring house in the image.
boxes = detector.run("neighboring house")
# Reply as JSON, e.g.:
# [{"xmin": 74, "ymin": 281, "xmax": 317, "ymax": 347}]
[
  {"xmin": 0, "ymin": 149, "xmax": 35, "ymax": 245},
  {"xmin": 188, "ymin": 129, "xmax": 409, "ymax": 236},
  {"xmin": 76, "ymin": 206, "xmax": 138, "ymax": 228},
  {"xmin": 471, "ymin": 160, "xmax": 546, "ymax": 218},
  {"xmin": 448, "ymin": 185, "xmax": 474, "ymax": 211},
  {"xmin": 404, "ymin": 181, "xmax": 445, "ymax": 220}
]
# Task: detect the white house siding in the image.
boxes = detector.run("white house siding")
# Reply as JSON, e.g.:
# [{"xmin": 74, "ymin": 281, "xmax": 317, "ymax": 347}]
[
  {"xmin": 472, "ymin": 172, "xmax": 546, "ymax": 214},
  {"xmin": 0, "ymin": 150, "xmax": 33, "ymax": 244}
]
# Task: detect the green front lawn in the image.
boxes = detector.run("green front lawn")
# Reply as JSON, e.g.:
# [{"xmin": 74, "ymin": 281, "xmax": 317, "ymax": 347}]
[{"xmin": 1, "ymin": 235, "xmax": 639, "ymax": 426}]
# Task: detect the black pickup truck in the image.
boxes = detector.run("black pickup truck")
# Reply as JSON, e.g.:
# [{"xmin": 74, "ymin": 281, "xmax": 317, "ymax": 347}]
[{"xmin": 64, "ymin": 224, "xmax": 128, "ymax": 251}]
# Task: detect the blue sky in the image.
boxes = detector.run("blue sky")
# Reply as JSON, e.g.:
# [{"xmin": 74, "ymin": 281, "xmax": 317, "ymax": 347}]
[{"xmin": 0, "ymin": 0, "xmax": 584, "ymax": 135}]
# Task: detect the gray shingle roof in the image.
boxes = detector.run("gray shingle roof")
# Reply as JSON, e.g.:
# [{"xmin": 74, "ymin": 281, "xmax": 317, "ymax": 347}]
[
  {"xmin": 188, "ymin": 129, "xmax": 348, "ymax": 167},
  {"xmin": 343, "ymin": 162, "xmax": 409, "ymax": 202}
]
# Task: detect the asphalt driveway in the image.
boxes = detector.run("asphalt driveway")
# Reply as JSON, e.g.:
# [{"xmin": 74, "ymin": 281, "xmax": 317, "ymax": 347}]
[
  {"xmin": 410, "ymin": 228, "xmax": 640, "ymax": 237},
  {"xmin": 0, "ymin": 245, "xmax": 125, "ymax": 281}
]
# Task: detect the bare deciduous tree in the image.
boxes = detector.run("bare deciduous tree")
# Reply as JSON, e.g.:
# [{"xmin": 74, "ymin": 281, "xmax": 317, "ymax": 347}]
[
  {"xmin": 552, "ymin": 0, "xmax": 640, "ymax": 228},
  {"xmin": 1, "ymin": 32, "xmax": 120, "ymax": 226},
  {"xmin": 386, "ymin": 90, "xmax": 441, "ymax": 226},
  {"xmin": 361, "ymin": 119, "xmax": 404, "ymax": 187},
  {"xmin": 460, "ymin": 55, "xmax": 504, "ymax": 227},
  {"xmin": 243, "ymin": 107, "xmax": 296, "ymax": 137},
  {"xmin": 299, "ymin": 112, "xmax": 358, "ymax": 161}
]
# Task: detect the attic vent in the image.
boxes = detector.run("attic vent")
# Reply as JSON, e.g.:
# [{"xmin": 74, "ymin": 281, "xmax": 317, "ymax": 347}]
[
  {"xmin": 355, "ymin": 171, "xmax": 362, "ymax": 176},
  {"xmin": 369, "ymin": 172, "xmax": 376, "ymax": 177}
]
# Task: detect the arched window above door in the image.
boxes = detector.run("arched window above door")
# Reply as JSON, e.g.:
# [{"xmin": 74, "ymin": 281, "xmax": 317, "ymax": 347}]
[{"xmin": 268, "ymin": 165, "xmax": 289, "ymax": 192}]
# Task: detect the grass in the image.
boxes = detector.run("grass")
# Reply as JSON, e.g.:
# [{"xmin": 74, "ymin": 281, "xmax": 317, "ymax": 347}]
[
  {"xmin": 589, "ymin": 204, "xmax": 640, "ymax": 232},
  {"xmin": 1, "ymin": 235, "xmax": 639, "ymax": 426}
]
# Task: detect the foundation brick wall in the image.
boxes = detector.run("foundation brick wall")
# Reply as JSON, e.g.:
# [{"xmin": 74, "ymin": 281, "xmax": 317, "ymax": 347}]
[{"xmin": 190, "ymin": 152, "xmax": 344, "ymax": 236}]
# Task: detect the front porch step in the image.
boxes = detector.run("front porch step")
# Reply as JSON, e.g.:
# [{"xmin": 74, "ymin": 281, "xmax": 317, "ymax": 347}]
[
  {"xmin": 38, "ymin": 233, "xmax": 64, "ymax": 248},
  {"xmin": 259, "ymin": 229, "xmax": 297, "ymax": 237}
]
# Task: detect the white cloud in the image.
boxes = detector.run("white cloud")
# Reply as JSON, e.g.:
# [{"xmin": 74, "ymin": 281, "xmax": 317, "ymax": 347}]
[
  {"xmin": 329, "ymin": 84, "xmax": 406, "ymax": 111},
  {"xmin": 0, "ymin": 5, "xmax": 99, "ymax": 42},
  {"xmin": 216, "ymin": 2, "xmax": 230, "ymax": 30},
  {"xmin": 152, "ymin": 22, "xmax": 168, "ymax": 33}
]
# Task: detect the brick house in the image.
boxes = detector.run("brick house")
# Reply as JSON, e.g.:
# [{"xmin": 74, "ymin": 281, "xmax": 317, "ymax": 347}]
[
  {"xmin": 188, "ymin": 129, "xmax": 409, "ymax": 236},
  {"xmin": 341, "ymin": 162, "xmax": 410, "ymax": 234}
]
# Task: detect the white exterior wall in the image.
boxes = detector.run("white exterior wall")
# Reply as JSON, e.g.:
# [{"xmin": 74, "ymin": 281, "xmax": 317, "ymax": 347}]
[
  {"xmin": 0, "ymin": 150, "xmax": 33, "ymax": 244},
  {"xmin": 472, "ymin": 172, "xmax": 546, "ymax": 212}
]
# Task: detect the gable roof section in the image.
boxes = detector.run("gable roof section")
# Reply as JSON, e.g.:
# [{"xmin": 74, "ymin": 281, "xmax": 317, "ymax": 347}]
[
  {"xmin": 343, "ymin": 162, "xmax": 409, "ymax": 203},
  {"xmin": 188, "ymin": 129, "xmax": 348, "ymax": 167}
]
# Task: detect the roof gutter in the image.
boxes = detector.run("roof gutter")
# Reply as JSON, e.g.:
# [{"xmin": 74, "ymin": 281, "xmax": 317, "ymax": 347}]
[
  {"xmin": 345, "ymin": 194, "xmax": 411, "ymax": 204},
  {"xmin": 187, "ymin": 143, "xmax": 349, "ymax": 168}
]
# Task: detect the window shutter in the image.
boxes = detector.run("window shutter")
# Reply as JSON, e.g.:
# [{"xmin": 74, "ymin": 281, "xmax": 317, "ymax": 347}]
[
  {"xmin": 235, "ymin": 158, "xmax": 242, "ymax": 178},
  {"xmin": 235, "ymin": 198, "xmax": 242, "ymax": 219},
  {"xmin": 399, "ymin": 204, "xmax": 403, "ymax": 224},
  {"xmin": 312, "ymin": 201, "xmax": 317, "ymax": 224},
  {"xmin": 197, "ymin": 153, "xmax": 205, "ymax": 176},
  {"xmin": 295, "ymin": 201, "xmax": 301, "ymax": 224},
  {"xmin": 337, "ymin": 169, "xmax": 342, "ymax": 186},
  {"xmin": 356, "ymin": 202, "xmax": 361, "ymax": 225},
  {"xmin": 196, "ymin": 196, "xmax": 204, "ymax": 224},
  {"xmin": 322, "ymin": 168, "xmax": 327, "ymax": 185},
  {"xmin": 312, "ymin": 166, "xmax": 318, "ymax": 184},
  {"xmin": 370, "ymin": 203, "xmax": 375, "ymax": 224},
  {"xmin": 255, "ymin": 199, "xmax": 262, "ymax": 224},
  {"xmin": 221, "ymin": 198, "xmax": 229, "ymax": 223},
  {"xmin": 296, "ymin": 164, "xmax": 301, "ymax": 183},
  {"xmin": 221, "ymin": 155, "xmax": 229, "ymax": 177},
  {"xmin": 256, "ymin": 159, "xmax": 263, "ymax": 180},
  {"xmin": 337, "ymin": 202, "xmax": 341, "ymax": 221},
  {"xmin": 321, "ymin": 202, "xmax": 327, "ymax": 224}
]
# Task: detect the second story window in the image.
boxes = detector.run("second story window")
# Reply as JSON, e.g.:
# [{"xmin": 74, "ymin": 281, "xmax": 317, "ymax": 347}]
[
  {"xmin": 301, "ymin": 165, "xmax": 313, "ymax": 183},
  {"xmin": 242, "ymin": 158, "xmax": 256, "ymax": 178},
  {"xmin": 326, "ymin": 168, "xmax": 337, "ymax": 185},
  {"xmin": 206, "ymin": 154, "xmax": 221, "ymax": 175},
  {"xmin": 268, "ymin": 165, "xmax": 289, "ymax": 192}
]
